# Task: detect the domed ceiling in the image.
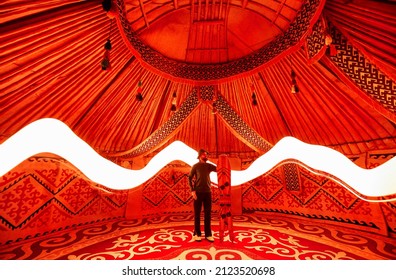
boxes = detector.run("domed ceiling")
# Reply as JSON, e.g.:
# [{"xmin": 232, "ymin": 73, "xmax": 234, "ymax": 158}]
[
  {"xmin": 120, "ymin": 0, "xmax": 304, "ymax": 69},
  {"xmin": 0, "ymin": 0, "xmax": 395, "ymax": 169}
]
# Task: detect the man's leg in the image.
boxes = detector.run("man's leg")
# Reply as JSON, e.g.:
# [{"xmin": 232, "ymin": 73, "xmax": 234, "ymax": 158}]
[
  {"xmin": 194, "ymin": 193, "xmax": 203, "ymax": 237},
  {"xmin": 203, "ymin": 192, "xmax": 212, "ymax": 238}
]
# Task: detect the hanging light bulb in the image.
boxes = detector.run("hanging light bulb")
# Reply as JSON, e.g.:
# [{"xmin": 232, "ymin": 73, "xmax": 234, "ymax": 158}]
[
  {"xmin": 136, "ymin": 80, "xmax": 143, "ymax": 101},
  {"xmin": 100, "ymin": 18, "xmax": 113, "ymax": 71},
  {"xmin": 291, "ymin": 84, "xmax": 299, "ymax": 94},
  {"xmin": 101, "ymin": 39, "xmax": 112, "ymax": 71},
  {"xmin": 290, "ymin": 70, "xmax": 299, "ymax": 94},
  {"xmin": 252, "ymin": 92, "xmax": 258, "ymax": 106},
  {"xmin": 104, "ymin": 39, "xmax": 112, "ymax": 50},
  {"xmin": 251, "ymin": 83, "xmax": 258, "ymax": 106},
  {"xmin": 102, "ymin": 0, "xmax": 112, "ymax": 12},
  {"xmin": 291, "ymin": 70, "xmax": 296, "ymax": 79},
  {"xmin": 171, "ymin": 92, "xmax": 177, "ymax": 111},
  {"xmin": 100, "ymin": 55, "xmax": 110, "ymax": 70}
]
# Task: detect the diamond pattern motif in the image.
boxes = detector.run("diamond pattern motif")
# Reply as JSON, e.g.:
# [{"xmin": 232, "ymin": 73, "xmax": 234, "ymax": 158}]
[
  {"xmin": 0, "ymin": 157, "xmax": 128, "ymax": 244},
  {"xmin": 0, "ymin": 175, "xmax": 52, "ymax": 227},
  {"xmin": 58, "ymin": 179, "xmax": 98, "ymax": 213}
]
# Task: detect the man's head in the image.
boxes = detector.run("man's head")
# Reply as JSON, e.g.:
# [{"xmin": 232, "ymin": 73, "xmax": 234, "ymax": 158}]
[{"xmin": 197, "ymin": 149, "xmax": 209, "ymax": 162}]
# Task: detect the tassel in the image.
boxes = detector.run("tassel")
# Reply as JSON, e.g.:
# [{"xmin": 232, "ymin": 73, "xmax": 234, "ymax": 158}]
[
  {"xmin": 329, "ymin": 44, "xmax": 337, "ymax": 56},
  {"xmin": 171, "ymin": 92, "xmax": 177, "ymax": 111},
  {"xmin": 325, "ymin": 34, "xmax": 337, "ymax": 56}
]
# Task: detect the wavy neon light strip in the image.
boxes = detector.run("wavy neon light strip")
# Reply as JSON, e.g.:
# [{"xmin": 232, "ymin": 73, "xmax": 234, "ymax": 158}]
[{"xmin": 0, "ymin": 118, "xmax": 395, "ymax": 200}]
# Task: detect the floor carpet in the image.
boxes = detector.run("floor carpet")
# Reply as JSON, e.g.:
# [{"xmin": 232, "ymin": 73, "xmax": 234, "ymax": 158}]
[{"xmin": 1, "ymin": 213, "xmax": 395, "ymax": 260}]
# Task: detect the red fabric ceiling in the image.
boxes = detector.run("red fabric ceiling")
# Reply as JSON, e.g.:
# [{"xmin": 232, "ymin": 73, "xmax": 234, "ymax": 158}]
[{"xmin": 0, "ymin": 0, "xmax": 395, "ymax": 168}]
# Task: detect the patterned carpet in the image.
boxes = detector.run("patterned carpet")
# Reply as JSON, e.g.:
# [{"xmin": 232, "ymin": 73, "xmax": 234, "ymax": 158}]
[{"xmin": 0, "ymin": 213, "xmax": 395, "ymax": 260}]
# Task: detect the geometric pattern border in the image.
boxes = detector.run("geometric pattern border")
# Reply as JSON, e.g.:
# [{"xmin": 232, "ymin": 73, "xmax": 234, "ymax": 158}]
[
  {"xmin": 108, "ymin": 84, "xmax": 275, "ymax": 158},
  {"xmin": 305, "ymin": 15, "xmax": 327, "ymax": 64},
  {"xmin": 242, "ymin": 207, "xmax": 380, "ymax": 231},
  {"xmin": 328, "ymin": 20, "xmax": 396, "ymax": 114},
  {"xmin": 107, "ymin": 89, "xmax": 200, "ymax": 158},
  {"xmin": 115, "ymin": 0, "xmax": 324, "ymax": 82},
  {"xmin": 139, "ymin": 161, "xmax": 395, "ymax": 235},
  {"xmin": 241, "ymin": 166, "xmax": 392, "ymax": 234},
  {"xmin": 141, "ymin": 164, "xmax": 221, "ymax": 216},
  {"xmin": 215, "ymin": 93, "xmax": 273, "ymax": 152},
  {"xmin": 283, "ymin": 163, "xmax": 301, "ymax": 191},
  {"xmin": 0, "ymin": 157, "xmax": 128, "ymax": 245}
]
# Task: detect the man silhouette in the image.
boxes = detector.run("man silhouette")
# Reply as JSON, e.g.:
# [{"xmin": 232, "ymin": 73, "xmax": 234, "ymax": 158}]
[{"xmin": 188, "ymin": 149, "xmax": 217, "ymax": 242}]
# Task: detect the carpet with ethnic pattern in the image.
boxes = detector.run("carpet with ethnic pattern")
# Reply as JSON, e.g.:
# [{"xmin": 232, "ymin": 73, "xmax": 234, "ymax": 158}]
[{"xmin": 0, "ymin": 213, "xmax": 395, "ymax": 260}]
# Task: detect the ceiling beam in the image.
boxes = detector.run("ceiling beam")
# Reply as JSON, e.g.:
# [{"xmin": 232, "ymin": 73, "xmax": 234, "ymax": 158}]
[{"xmin": 139, "ymin": 0, "xmax": 149, "ymax": 28}]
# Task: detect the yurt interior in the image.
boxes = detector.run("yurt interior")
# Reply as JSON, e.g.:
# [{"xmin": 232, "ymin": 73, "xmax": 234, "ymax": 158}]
[{"xmin": 0, "ymin": 0, "xmax": 396, "ymax": 261}]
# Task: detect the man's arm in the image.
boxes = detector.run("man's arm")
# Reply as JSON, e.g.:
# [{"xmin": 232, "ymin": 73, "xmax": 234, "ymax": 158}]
[
  {"xmin": 188, "ymin": 167, "xmax": 195, "ymax": 191},
  {"xmin": 210, "ymin": 163, "xmax": 217, "ymax": 173},
  {"xmin": 188, "ymin": 166, "xmax": 198, "ymax": 200}
]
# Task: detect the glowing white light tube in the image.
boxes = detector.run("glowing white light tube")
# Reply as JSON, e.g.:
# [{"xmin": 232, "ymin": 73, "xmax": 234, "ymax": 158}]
[
  {"xmin": 231, "ymin": 137, "xmax": 396, "ymax": 198},
  {"xmin": 0, "ymin": 119, "xmax": 200, "ymax": 189},
  {"xmin": 0, "ymin": 118, "xmax": 395, "ymax": 199}
]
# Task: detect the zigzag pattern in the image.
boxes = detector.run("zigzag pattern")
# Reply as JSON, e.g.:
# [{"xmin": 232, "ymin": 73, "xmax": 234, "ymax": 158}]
[
  {"xmin": 241, "ymin": 167, "xmax": 389, "ymax": 233},
  {"xmin": 0, "ymin": 157, "xmax": 128, "ymax": 239},
  {"xmin": 138, "ymin": 158, "xmax": 394, "ymax": 234},
  {"xmin": 243, "ymin": 171, "xmax": 362, "ymax": 210},
  {"xmin": 243, "ymin": 207, "xmax": 380, "ymax": 230},
  {"xmin": 0, "ymin": 154, "xmax": 396, "ymax": 244}
]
